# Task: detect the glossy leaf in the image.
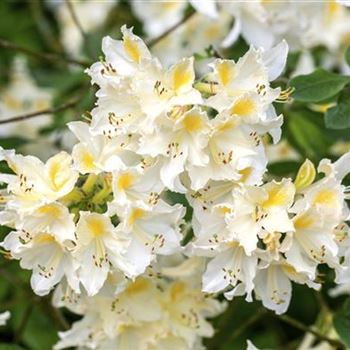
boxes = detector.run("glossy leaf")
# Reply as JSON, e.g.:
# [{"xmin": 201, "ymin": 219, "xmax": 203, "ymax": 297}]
[{"xmin": 290, "ymin": 69, "xmax": 350, "ymax": 102}]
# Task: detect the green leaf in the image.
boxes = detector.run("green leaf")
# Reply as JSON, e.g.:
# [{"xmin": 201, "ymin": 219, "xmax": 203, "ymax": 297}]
[
  {"xmin": 346, "ymin": 46, "xmax": 350, "ymax": 67},
  {"xmin": 286, "ymin": 109, "xmax": 332, "ymax": 161},
  {"xmin": 325, "ymin": 90, "xmax": 350, "ymax": 129},
  {"xmin": 0, "ymin": 137, "xmax": 29, "ymax": 150},
  {"xmin": 0, "ymin": 345, "xmax": 25, "ymax": 350},
  {"xmin": 334, "ymin": 298, "xmax": 350, "ymax": 347},
  {"xmin": 289, "ymin": 69, "xmax": 350, "ymax": 102}
]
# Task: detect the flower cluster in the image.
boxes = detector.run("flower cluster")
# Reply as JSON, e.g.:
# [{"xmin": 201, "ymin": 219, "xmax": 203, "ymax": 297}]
[
  {"xmin": 1, "ymin": 26, "xmax": 350, "ymax": 349},
  {"xmin": 54, "ymin": 257, "xmax": 224, "ymax": 350}
]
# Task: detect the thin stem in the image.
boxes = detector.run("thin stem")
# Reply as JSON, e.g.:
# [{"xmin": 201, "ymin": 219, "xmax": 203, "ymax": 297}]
[
  {"xmin": 29, "ymin": 0, "xmax": 64, "ymax": 54},
  {"xmin": 0, "ymin": 99, "xmax": 79, "ymax": 125},
  {"xmin": 15, "ymin": 304, "xmax": 34, "ymax": 342},
  {"xmin": 0, "ymin": 38, "xmax": 90, "ymax": 68},
  {"xmin": 65, "ymin": 0, "xmax": 86, "ymax": 40},
  {"xmin": 65, "ymin": 0, "xmax": 97, "ymax": 59},
  {"xmin": 39, "ymin": 297, "xmax": 69, "ymax": 331},
  {"xmin": 147, "ymin": 10, "xmax": 195, "ymax": 48},
  {"xmin": 278, "ymin": 314, "xmax": 345, "ymax": 349},
  {"xmin": 226, "ymin": 309, "xmax": 266, "ymax": 344}
]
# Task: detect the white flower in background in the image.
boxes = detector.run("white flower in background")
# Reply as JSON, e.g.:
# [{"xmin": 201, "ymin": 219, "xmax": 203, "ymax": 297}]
[
  {"xmin": 150, "ymin": 11, "xmax": 231, "ymax": 68},
  {"xmin": 247, "ymin": 340, "xmax": 260, "ymax": 350},
  {"xmin": 131, "ymin": 0, "xmax": 217, "ymax": 40},
  {"xmin": 266, "ymin": 139, "xmax": 301, "ymax": 163},
  {"xmin": 0, "ymin": 57, "xmax": 51, "ymax": 139},
  {"xmin": 54, "ymin": 0, "xmax": 116, "ymax": 57},
  {"xmin": 0, "ymin": 311, "xmax": 10, "ymax": 326},
  {"xmin": 131, "ymin": 1, "xmax": 188, "ymax": 39},
  {"xmin": 0, "ymin": 57, "xmax": 55, "ymax": 158}
]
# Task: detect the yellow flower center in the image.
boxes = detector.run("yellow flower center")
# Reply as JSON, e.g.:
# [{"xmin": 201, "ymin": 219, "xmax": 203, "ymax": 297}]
[{"xmin": 230, "ymin": 98, "xmax": 256, "ymax": 116}]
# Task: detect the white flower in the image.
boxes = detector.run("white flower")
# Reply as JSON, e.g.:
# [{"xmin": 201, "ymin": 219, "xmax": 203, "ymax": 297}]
[
  {"xmin": 228, "ymin": 179, "xmax": 295, "ymax": 255},
  {"xmin": 0, "ymin": 311, "xmax": 10, "ymax": 326},
  {"xmin": 188, "ymin": 115, "xmax": 267, "ymax": 190},
  {"xmin": 254, "ymin": 259, "xmax": 320, "ymax": 314},
  {"xmin": 113, "ymin": 200, "xmax": 185, "ymax": 274},
  {"xmin": 69, "ymin": 121, "xmax": 139, "ymax": 174},
  {"xmin": 131, "ymin": 57, "xmax": 202, "ymax": 128},
  {"xmin": 0, "ymin": 149, "xmax": 78, "ymax": 213},
  {"xmin": 139, "ymin": 107, "xmax": 211, "ymax": 191},
  {"xmin": 74, "ymin": 212, "xmax": 137, "ymax": 296},
  {"xmin": 111, "ymin": 160, "xmax": 164, "ymax": 207},
  {"xmin": 0, "ymin": 57, "xmax": 52, "ymax": 143},
  {"xmin": 286, "ymin": 208, "xmax": 339, "ymax": 279},
  {"xmin": 1, "ymin": 225, "xmax": 78, "ymax": 296},
  {"xmin": 56, "ymin": 0, "xmax": 116, "ymax": 57},
  {"xmin": 87, "ymin": 25, "xmax": 151, "ymax": 85},
  {"xmin": 206, "ymin": 42, "xmax": 287, "ymax": 113}
]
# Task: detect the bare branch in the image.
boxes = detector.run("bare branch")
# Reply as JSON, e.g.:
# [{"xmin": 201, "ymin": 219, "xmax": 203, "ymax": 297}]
[
  {"xmin": 0, "ymin": 38, "xmax": 91, "ymax": 68},
  {"xmin": 147, "ymin": 10, "xmax": 196, "ymax": 48},
  {"xmin": 0, "ymin": 99, "xmax": 79, "ymax": 125},
  {"xmin": 65, "ymin": 0, "xmax": 87, "ymax": 40},
  {"xmin": 278, "ymin": 314, "xmax": 345, "ymax": 349}
]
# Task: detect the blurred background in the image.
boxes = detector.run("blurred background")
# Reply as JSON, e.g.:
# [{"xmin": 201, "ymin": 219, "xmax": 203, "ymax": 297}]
[{"xmin": 1, "ymin": 1, "xmax": 350, "ymax": 349}]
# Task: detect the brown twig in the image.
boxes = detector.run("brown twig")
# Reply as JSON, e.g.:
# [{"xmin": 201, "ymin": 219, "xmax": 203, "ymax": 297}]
[
  {"xmin": 278, "ymin": 314, "xmax": 345, "ymax": 349},
  {"xmin": 0, "ymin": 38, "xmax": 90, "ymax": 68},
  {"xmin": 147, "ymin": 10, "xmax": 196, "ymax": 48},
  {"xmin": 0, "ymin": 99, "xmax": 79, "ymax": 125}
]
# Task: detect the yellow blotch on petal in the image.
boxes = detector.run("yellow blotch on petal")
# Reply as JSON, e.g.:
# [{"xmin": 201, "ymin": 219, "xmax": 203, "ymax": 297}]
[
  {"xmin": 128, "ymin": 208, "xmax": 145, "ymax": 226},
  {"xmin": 126, "ymin": 278, "xmax": 150, "ymax": 295},
  {"xmin": 262, "ymin": 182, "xmax": 294, "ymax": 208},
  {"xmin": 230, "ymin": 98, "xmax": 256, "ymax": 117},
  {"xmin": 172, "ymin": 59, "xmax": 194, "ymax": 94},
  {"xmin": 182, "ymin": 114, "xmax": 203, "ymax": 133},
  {"xmin": 81, "ymin": 151, "xmax": 95, "ymax": 170},
  {"xmin": 117, "ymin": 172, "xmax": 135, "ymax": 191},
  {"xmin": 239, "ymin": 167, "xmax": 252, "ymax": 183},
  {"xmin": 313, "ymin": 189, "xmax": 337, "ymax": 206},
  {"xmin": 34, "ymin": 233, "xmax": 55, "ymax": 244},
  {"xmin": 3, "ymin": 95, "xmax": 22, "ymax": 110},
  {"xmin": 123, "ymin": 36, "xmax": 141, "ymax": 63},
  {"xmin": 37, "ymin": 204, "xmax": 62, "ymax": 218},
  {"xmin": 217, "ymin": 206, "xmax": 232, "ymax": 216},
  {"xmin": 170, "ymin": 281, "xmax": 186, "ymax": 301},
  {"xmin": 47, "ymin": 153, "xmax": 72, "ymax": 191},
  {"xmin": 217, "ymin": 61, "xmax": 234, "ymax": 87},
  {"xmin": 87, "ymin": 216, "xmax": 106, "ymax": 237},
  {"xmin": 294, "ymin": 213, "xmax": 314, "ymax": 230}
]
